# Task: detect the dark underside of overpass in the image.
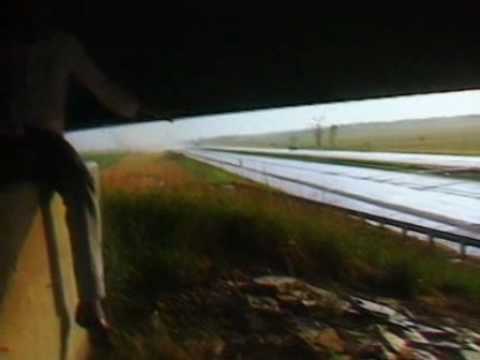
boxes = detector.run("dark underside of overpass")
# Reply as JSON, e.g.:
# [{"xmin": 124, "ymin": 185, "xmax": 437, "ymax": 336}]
[{"xmin": 5, "ymin": 3, "xmax": 480, "ymax": 130}]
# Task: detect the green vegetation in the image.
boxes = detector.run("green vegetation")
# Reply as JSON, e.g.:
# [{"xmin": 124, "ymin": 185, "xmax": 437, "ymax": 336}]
[
  {"xmin": 203, "ymin": 115, "xmax": 480, "ymax": 155},
  {"xmin": 81, "ymin": 152, "xmax": 126, "ymax": 170},
  {"xmin": 95, "ymin": 153, "xmax": 480, "ymax": 358},
  {"xmin": 168, "ymin": 153, "xmax": 246, "ymax": 185},
  {"xmin": 103, "ymin": 188, "xmax": 480, "ymax": 305}
]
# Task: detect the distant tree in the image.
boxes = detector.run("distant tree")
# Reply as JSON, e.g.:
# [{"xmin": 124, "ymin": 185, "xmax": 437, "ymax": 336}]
[
  {"xmin": 329, "ymin": 125, "xmax": 339, "ymax": 148},
  {"xmin": 288, "ymin": 135, "xmax": 298, "ymax": 149},
  {"xmin": 314, "ymin": 124, "xmax": 323, "ymax": 147},
  {"xmin": 311, "ymin": 116, "xmax": 325, "ymax": 148}
]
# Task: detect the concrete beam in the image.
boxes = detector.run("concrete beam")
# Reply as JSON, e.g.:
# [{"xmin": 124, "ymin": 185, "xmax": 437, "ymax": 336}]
[{"xmin": 0, "ymin": 163, "xmax": 100, "ymax": 360}]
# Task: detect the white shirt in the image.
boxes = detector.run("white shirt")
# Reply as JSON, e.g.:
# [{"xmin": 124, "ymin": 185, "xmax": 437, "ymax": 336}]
[{"xmin": 9, "ymin": 32, "xmax": 140, "ymax": 134}]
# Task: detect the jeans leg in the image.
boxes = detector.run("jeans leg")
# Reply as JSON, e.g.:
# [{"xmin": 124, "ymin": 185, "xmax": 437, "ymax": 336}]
[
  {"xmin": 25, "ymin": 127, "xmax": 105, "ymax": 302},
  {"xmin": 63, "ymin": 186, "xmax": 105, "ymax": 302}
]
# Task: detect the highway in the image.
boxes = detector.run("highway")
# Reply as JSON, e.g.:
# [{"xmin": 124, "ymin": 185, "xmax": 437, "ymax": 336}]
[
  {"xmin": 185, "ymin": 148, "xmax": 480, "ymax": 256},
  {"xmin": 204, "ymin": 146, "xmax": 480, "ymax": 170}
]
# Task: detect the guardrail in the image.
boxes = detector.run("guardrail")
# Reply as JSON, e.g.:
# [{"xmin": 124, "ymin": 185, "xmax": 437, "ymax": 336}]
[
  {"xmin": 342, "ymin": 210, "xmax": 477, "ymax": 258},
  {"xmin": 187, "ymin": 151, "xmax": 480, "ymax": 258}
]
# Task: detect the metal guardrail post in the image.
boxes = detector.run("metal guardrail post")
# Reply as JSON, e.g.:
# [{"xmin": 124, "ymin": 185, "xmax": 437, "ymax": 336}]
[
  {"xmin": 460, "ymin": 240, "xmax": 467, "ymax": 258},
  {"xmin": 428, "ymin": 234, "xmax": 435, "ymax": 247}
]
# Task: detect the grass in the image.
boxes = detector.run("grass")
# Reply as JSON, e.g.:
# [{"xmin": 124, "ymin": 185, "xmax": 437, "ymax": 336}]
[
  {"xmin": 95, "ymin": 152, "xmax": 480, "ymax": 358},
  {"xmin": 81, "ymin": 152, "xmax": 126, "ymax": 170},
  {"xmin": 166, "ymin": 152, "xmax": 248, "ymax": 185}
]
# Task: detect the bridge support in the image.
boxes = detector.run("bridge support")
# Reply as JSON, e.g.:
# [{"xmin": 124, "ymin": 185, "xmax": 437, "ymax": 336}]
[{"xmin": 0, "ymin": 162, "xmax": 100, "ymax": 360}]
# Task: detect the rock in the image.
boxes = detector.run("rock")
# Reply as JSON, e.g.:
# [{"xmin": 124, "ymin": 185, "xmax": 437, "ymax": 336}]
[
  {"xmin": 246, "ymin": 295, "xmax": 281, "ymax": 314},
  {"xmin": 295, "ymin": 320, "xmax": 345, "ymax": 354},
  {"xmin": 442, "ymin": 325, "xmax": 457, "ymax": 334},
  {"xmin": 403, "ymin": 308, "xmax": 417, "ymax": 320},
  {"xmin": 415, "ymin": 325, "xmax": 450, "ymax": 340},
  {"xmin": 410, "ymin": 349, "xmax": 438, "ymax": 360},
  {"xmin": 305, "ymin": 284, "xmax": 350, "ymax": 312},
  {"xmin": 153, "ymin": 271, "xmax": 480, "ymax": 360},
  {"xmin": 253, "ymin": 275, "xmax": 349, "ymax": 314},
  {"xmin": 375, "ymin": 297, "xmax": 402, "ymax": 309},
  {"xmin": 381, "ymin": 345, "xmax": 397, "ymax": 360},
  {"xmin": 428, "ymin": 341, "xmax": 462, "ymax": 351},
  {"xmin": 301, "ymin": 299, "xmax": 318, "ymax": 308},
  {"xmin": 313, "ymin": 328, "xmax": 345, "ymax": 353},
  {"xmin": 378, "ymin": 325, "xmax": 407, "ymax": 353},
  {"xmin": 389, "ymin": 317, "xmax": 417, "ymax": 329},
  {"xmin": 355, "ymin": 342, "xmax": 385, "ymax": 358},
  {"xmin": 356, "ymin": 341, "xmax": 402, "ymax": 359},
  {"xmin": 253, "ymin": 275, "xmax": 302, "ymax": 291},
  {"xmin": 276, "ymin": 294, "xmax": 299, "ymax": 305},
  {"xmin": 404, "ymin": 329, "xmax": 429, "ymax": 345},
  {"xmin": 463, "ymin": 329, "xmax": 480, "ymax": 342},
  {"xmin": 465, "ymin": 342, "xmax": 480, "ymax": 352},
  {"xmin": 462, "ymin": 350, "xmax": 480, "ymax": 360},
  {"xmin": 351, "ymin": 297, "xmax": 400, "ymax": 320}
]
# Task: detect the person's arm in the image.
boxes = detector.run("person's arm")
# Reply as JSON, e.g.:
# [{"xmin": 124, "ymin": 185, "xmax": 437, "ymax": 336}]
[
  {"xmin": 63, "ymin": 33, "xmax": 141, "ymax": 119},
  {"xmin": 1, "ymin": 45, "xmax": 24, "ymax": 136}
]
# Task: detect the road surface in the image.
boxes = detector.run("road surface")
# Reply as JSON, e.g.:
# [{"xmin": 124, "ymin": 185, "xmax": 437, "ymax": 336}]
[
  {"xmin": 185, "ymin": 148, "xmax": 480, "ymax": 255},
  {"xmin": 204, "ymin": 146, "xmax": 480, "ymax": 170}
]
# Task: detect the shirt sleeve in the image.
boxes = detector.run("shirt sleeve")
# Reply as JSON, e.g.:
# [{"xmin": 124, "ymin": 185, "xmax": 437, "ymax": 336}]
[
  {"xmin": 0, "ymin": 47, "xmax": 12, "ymax": 132},
  {"xmin": 1, "ymin": 45, "xmax": 25, "ymax": 134},
  {"xmin": 62, "ymin": 33, "xmax": 140, "ymax": 119}
]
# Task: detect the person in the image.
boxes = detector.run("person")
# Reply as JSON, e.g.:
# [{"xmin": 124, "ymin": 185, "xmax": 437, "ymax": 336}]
[{"xmin": 1, "ymin": 4, "xmax": 167, "ymax": 340}]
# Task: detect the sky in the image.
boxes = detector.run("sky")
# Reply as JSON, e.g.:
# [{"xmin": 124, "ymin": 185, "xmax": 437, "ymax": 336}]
[{"xmin": 67, "ymin": 89, "xmax": 480, "ymax": 152}]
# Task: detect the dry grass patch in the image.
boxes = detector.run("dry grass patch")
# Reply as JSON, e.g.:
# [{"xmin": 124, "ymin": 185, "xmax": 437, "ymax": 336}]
[{"xmin": 102, "ymin": 153, "xmax": 194, "ymax": 193}]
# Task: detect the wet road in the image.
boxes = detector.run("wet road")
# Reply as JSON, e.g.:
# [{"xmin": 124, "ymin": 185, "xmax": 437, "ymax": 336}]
[
  {"xmin": 185, "ymin": 149, "xmax": 480, "ymax": 255},
  {"xmin": 205, "ymin": 146, "xmax": 480, "ymax": 170}
]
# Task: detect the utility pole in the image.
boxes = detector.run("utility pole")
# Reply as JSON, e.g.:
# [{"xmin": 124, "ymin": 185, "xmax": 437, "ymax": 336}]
[
  {"xmin": 311, "ymin": 115, "xmax": 325, "ymax": 148},
  {"xmin": 329, "ymin": 124, "xmax": 339, "ymax": 149}
]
